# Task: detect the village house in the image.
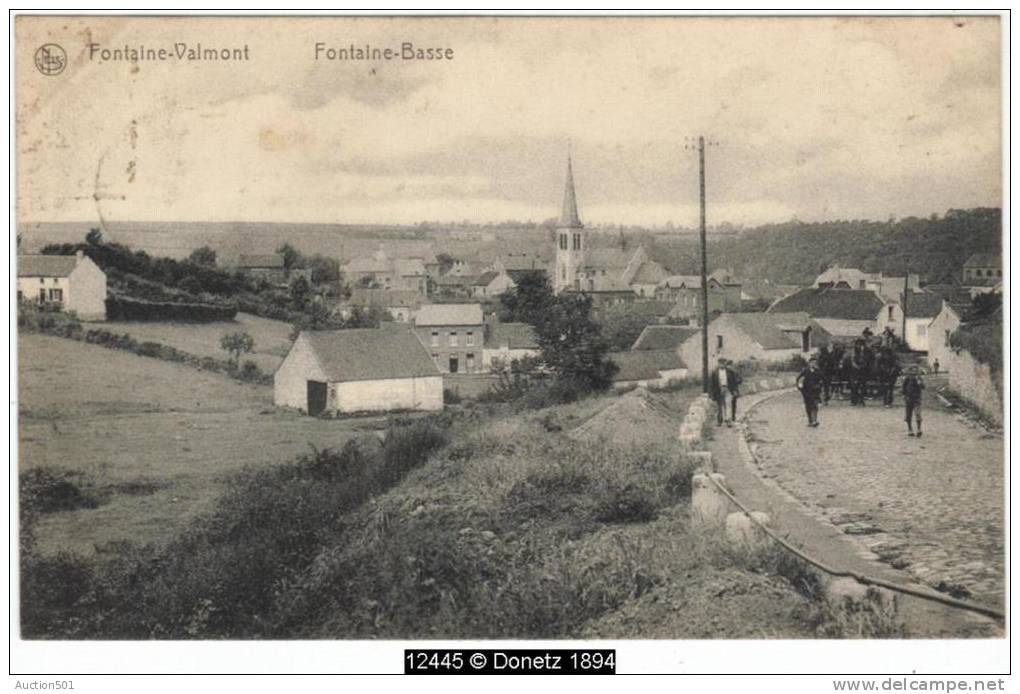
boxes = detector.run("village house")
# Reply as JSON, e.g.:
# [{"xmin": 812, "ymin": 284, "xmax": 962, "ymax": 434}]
[
  {"xmin": 274, "ymin": 328, "xmax": 443, "ymax": 415},
  {"xmin": 608, "ymin": 350, "xmax": 687, "ymax": 389},
  {"xmin": 655, "ymin": 275, "xmax": 728, "ymax": 322},
  {"xmin": 768, "ymin": 287, "xmax": 885, "ymax": 340},
  {"xmin": 927, "ymin": 301, "xmax": 965, "ymax": 371},
  {"xmin": 482, "ymin": 321, "xmax": 541, "ymax": 371},
  {"xmin": 813, "ymin": 265, "xmax": 920, "ymax": 303},
  {"xmin": 342, "ymin": 251, "xmax": 430, "ymax": 294},
  {"xmin": 237, "ymin": 253, "xmax": 288, "ymax": 285},
  {"xmin": 550, "ymin": 154, "xmax": 668, "ymax": 300},
  {"xmin": 679, "ymin": 312, "xmax": 831, "ymax": 369},
  {"xmin": 17, "ymin": 251, "xmax": 107, "ymax": 320},
  {"xmin": 378, "ymin": 241, "xmax": 441, "ymax": 278},
  {"xmin": 344, "ymin": 288, "xmax": 424, "ymax": 322},
  {"xmin": 413, "ymin": 303, "xmax": 486, "ymax": 374},
  {"xmin": 961, "ymin": 252, "xmax": 1002, "ymax": 296},
  {"xmin": 469, "ymin": 269, "xmax": 516, "ymax": 299},
  {"xmin": 491, "ymin": 253, "xmax": 550, "ymax": 282},
  {"xmin": 876, "ymin": 290, "xmax": 945, "ymax": 352}
]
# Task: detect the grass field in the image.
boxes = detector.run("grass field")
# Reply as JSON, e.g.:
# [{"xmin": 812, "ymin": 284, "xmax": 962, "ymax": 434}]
[
  {"xmin": 90, "ymin": 312, "xmax": 293, "ymax": 373},
  {"xmin": 18, "ymin": 333, "xmax": 390, "ymax": 555}
]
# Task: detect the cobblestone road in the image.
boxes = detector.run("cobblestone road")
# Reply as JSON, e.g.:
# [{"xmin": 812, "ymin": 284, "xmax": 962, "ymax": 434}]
[{"xmin": 746, "ymin": 391, "xmax": 1005, "ymax": 609}]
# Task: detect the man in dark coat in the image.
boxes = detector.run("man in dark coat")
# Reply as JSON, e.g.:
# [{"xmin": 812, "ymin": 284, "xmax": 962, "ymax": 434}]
[
  {"xmin": 796, "ymin": 356, "xmax": 824, "ymax": 427},
  {"xmin": 709, "ymin": 357, "xmax": 742, "ymax": 426},
  {"xmin": 877, "ymin": 347, "xmax": 901, "ymax": 408},
  {"xmin": 902, "ymin": 365, "xmax": 925, "ymax": 437}
]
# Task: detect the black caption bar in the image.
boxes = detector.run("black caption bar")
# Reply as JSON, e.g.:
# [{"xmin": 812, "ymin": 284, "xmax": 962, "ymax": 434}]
[{"xmin": 404, "ymin": 649, "xmax": 615, "ymax": 674}]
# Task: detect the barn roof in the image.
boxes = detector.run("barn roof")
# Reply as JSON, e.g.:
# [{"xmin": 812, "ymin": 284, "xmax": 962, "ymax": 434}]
[
  {"xmin": 768, "ymin": 288, "xmax": 884, "ymax": 321},
  {"xmin": 414, "ymin": 303, "xmax": 484, "ymax": 326},
  {"xmin": 722, "ymin": 312, "xmax": 831, "ymax": 350},
  {"xmin": 238, "ymin": 253, "xmax": 285, "ymax": 269},
  {"xmin": 18, "ymin": 254, "xmax": 79, "ymax": 277},
  {"xmin": 486, "ymin": 322, "xmax": 539, "ymax": 350},
  {"xmin": 609, "ymin": 349, "xmax": 686, "ymax": 382},
  {"xmin": 631, "ymin": 324, "xmax": 700, "ymax": 351},
  {"xmin": 301, "ymin": 329, "xmax": 440, "ymax": 383}
]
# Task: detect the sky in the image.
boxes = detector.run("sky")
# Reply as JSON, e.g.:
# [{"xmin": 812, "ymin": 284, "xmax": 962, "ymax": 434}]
[{"xmin": 16, "ymin": 15, "xmax": 1003, "ymax": 227}]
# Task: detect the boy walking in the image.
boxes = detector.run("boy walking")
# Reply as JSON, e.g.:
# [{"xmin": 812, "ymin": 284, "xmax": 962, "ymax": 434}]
[{"xmin": 902, "ymin": 365, "xmax": 925, "ymax": 437}]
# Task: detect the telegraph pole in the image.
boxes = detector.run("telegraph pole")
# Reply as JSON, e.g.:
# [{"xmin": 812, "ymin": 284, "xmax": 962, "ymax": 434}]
[{"xmin": 699, "ymin": 136, "xmax": 710, "ymax": 392}]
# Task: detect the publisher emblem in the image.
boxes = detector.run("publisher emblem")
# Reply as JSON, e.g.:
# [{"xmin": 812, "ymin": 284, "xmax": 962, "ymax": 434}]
[{"xmin": 34, "ymin": 43, "xmax": 67, "ymax": 76}]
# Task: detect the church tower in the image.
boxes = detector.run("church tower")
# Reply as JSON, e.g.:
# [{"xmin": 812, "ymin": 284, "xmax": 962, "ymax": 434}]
[{"xmin": 554, "ymin": 152, "xmax": 585, "ymax": 293}]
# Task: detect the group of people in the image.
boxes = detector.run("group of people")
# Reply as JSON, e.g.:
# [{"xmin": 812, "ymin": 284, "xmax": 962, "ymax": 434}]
[{"xmin": 708, "ymin": 334, "xmax": 928, "ymax": 438}]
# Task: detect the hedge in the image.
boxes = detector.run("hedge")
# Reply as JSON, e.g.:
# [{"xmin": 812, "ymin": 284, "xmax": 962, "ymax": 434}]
[{"xmin": 105, "ymin": 295, "xmax": 238, "ymax": 322}]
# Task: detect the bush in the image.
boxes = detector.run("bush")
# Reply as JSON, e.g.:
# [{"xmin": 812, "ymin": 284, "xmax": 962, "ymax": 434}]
[
  {"xmin": 20, "ymin": 468, "xmax": 102, "ymax": 515},
  {"xmin": 105, "ymin": 294, "xmax": 237, "ymax": 322},
  {"xmin": 443, "ymin": 388, "xmax": 462, "ymax": 405},
  {"xmin": 237, "ymin": 360, "xmax": 262, "ymax": 382},
  {"xmin": 593, "ymin": 484, "xmax": 658, "ymax": 524}
]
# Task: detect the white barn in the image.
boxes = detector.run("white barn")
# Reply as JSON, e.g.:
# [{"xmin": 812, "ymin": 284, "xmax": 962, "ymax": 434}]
[
  {"xmin": 274, "ymin": 328, "xmax": 443, "ymax": 415},
  {"xmin": 17, "ymin": 251, "xmax": 107, "ymax": 320}
]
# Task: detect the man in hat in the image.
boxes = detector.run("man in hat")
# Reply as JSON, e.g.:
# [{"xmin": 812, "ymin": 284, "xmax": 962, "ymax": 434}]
[
  {"xmin": 796, "ymin": 356, "xmax": 824, "ymax": 427},
  {"xmin": 902, "ymin": 364, "xmax": 925, "ymax": 437},
  {"xmin": 709, "ymin": 357, "xmax": 741, "ymax": 426}
]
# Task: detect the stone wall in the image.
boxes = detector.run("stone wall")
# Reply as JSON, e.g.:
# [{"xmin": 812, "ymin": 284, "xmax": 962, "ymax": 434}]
[{"xmin": 943, "ymin": 347, "xmax": 1003, "ymax": 425}]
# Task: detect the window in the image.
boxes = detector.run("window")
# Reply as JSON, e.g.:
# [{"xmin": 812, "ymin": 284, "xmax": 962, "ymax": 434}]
[
  {"xmin": 39, "ymin": 278, "xmax": 44, "ymax": 284},
  {"xmin": 801, "ymin": 330, "xmax": 810, "ymax": 353},
  {"xmin": 466, "ymin": 331, "xmax": 474, "ymax": 346},
  {"xmin": 466, "ymin": 353, "xmax": 475, "ymax": 371},
  {"xmin": 944, "ymin": 330, "xmax": 951, "ymax": 347},
  {"xmin": 559, "ymin": 233, "xmax": 567, "ymax": 250},
  {"xmin": 430, "ymin": 331, "xmax": 439, "ymax": 346},
  {"xmin": 998, "ymin": 270, "xmax": 1002, "ymax": 277},
  {"xmin": 449, "ymin": 331, "xmax": 458, "ymax": 347},
  {"xmin": 448, "ymin": 356, "xmax": 459, "ymax": 373},
  {"xmin": 572, "ymin": 233, "xmax": 581, "ymax": 250},
  {"xmin": 49, "ymin": 288, "xmax": 63, "ymax": 303},
  {"xmin": 716, "ymin": 335, "xmax": 724, "ymax": 351},
  {"xmin": 888, "ymin": 306, "xmax": 894, "ymax": 320}
]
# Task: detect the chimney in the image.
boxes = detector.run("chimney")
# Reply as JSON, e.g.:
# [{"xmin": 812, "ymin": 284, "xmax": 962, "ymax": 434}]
[{"xmin": 75, "ymin": 250, "xmax": 84, "ymax": 263}]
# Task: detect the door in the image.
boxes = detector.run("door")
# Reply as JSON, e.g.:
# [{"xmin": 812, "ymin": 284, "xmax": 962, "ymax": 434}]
[{"xmin": 307, "ymin": 380, "xmax": 328, "ymax": 416}]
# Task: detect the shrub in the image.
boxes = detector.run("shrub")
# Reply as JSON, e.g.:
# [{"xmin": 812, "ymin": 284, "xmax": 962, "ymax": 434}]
[
  {"xmin": 593, "ymin": 484, "xmax": 658, "ymax": 524},
  {"xmin": 20, "ymin": 468, "xmax": 102, "ymax": 515},
  {"xmin": 443, "ymin": 388, "xmax": 462, "ymax": 405},
  {"xmin": 105, "ymin": 294, "xmax": 237, "ymax": 322},
  {"xmin": 238, "ymin": 360, "xmax": 262, "ymax": 382}
]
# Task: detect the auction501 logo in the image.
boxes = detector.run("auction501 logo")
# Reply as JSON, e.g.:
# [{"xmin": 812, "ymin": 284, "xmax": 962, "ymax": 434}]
[{"xmin": 34, "ymin": 43, "xmax": 67, "ymax": 75}]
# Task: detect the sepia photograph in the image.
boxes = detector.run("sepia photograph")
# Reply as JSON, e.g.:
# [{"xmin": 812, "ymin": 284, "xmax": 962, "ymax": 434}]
[{"xmin": 10, "ymin": 11, "xmax": 1008, "ymax": 678}]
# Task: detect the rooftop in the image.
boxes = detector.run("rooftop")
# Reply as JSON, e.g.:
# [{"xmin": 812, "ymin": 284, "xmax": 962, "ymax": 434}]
[
  {"xmin": 631, "ymin": 324, "xmax": 701, "ymax": 351},
  {"xmin": 300, "ymin": 329, "xmax": 441, "ymax": 383},
  {"xmin": 609, "ymin": 349, "xmax": 686, "ymax": 382},
  {"xmin": 768, "ymin": 287, "xmax": 885, "ymax": 321},
  {"xmin": 486, "ymin": 322, "xmax": 540, "ymax": 350},
  {"xmin": 722, "ymin": 311, "xmax": 832, "ymax": 350},
  {"xmin": 414, "ymin": 303, "xmax": 484, "ymax": 326},
  {"xmin": 18, "ymin": 254, "xmax": 80, "ymax": 278}
]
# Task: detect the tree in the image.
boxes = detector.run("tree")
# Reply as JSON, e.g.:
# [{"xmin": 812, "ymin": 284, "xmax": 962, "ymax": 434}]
[
  {"xmin": 436, "ymin": 253, "xmax": 458, "ymax": 274},
  {"xmin": 85, "ymin": 228, "xmax": 104, "ymax": 246},
  {"xmin": 534, "ymin": 293, "xmax": 617, "ymax": 392},
  {"xmin": 306, "ymin": 254, "xmax": 340, "ymax": 284},
  {"xmin": 188, "ymin": 246, "xmax": 217, "ymax": 267},
  {"xmin": 290, "ymin": 276, "xmax": 312, "ymax": 311},
  {"xmin": 276, "ymin": 243, "xmax": 302, "ymax": 270},
  {"xmin": 498, "ymin": 270, "xmax": 554, "ymax": 324},
  {"xmin": 220, "ymin": 331, "xmax": 255, "ymax": 369}
]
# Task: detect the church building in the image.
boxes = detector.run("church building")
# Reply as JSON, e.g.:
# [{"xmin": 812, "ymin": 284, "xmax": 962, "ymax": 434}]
[{"xmin": 552, "ymin": 155, "xmax": 667, "ymax": 300}]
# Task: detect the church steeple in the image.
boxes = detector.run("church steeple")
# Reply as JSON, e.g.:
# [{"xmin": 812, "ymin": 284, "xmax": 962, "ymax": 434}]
[{"xmin": 558, "ymin": 153, "xmax": 583, "ymax": 229}]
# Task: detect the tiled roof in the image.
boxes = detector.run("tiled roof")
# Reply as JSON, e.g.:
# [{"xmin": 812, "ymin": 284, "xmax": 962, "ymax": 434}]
[
  {"xmin": 301, "ymin": 329, "xmax": 441, "ymax": 383},
  {"xmin": 498, "ymin": 254, "xmax": 548, "ymax": 272},
  {"xmin": 768, "ymin": 288, "xmax": 885, "ymax": 321},
  {"xmin": 609, "ymin": 349, "xmax": 686, "ymax": 382},
  {"xmin": 18, "ymin": 254, "xmax": 79, "ymax": 277},
  {"xmin": 659, "ymin": 274, "xmax": 717, "ymax": 289},
  {"xmin": 963, "ymin": 252, "xmax": 1001, "ymax": 269},
  {"xmin": 470, "ymin": 271, "xmax": 501, "ymax": 286},
  {"xmin": 722, "ymin": 312, "xmax": 831, "ymax": 350},
  {"xmin": 631, "ymin": 261, "xmax": 669, "ymax": 284},
  {"xmin": 348, "ymin": 288, "xmax": 423, "ymax": 309},
  {"xmin": 581, "ymin": 247, "xmax": 633, "ymax": 271},
  {"xmin": 238, "ymin": 253, "xmax": 285, "ymax": 269},
  {"xmin": 740, "ymin": 279, "xmax": 799, "ymax": 301},
  {"xmin": 631, "ymin": 325, "xmax": 700, "ymax": 351},
  {"xmin": 486, "ymin": 322, "xmax": 539, "ymax": 350},
  {"xmin": 900, "ymin": 291, "xmax": 945, "ymax": 319},
  {"xmin": 414, "ymin": 303, "xmax": 484, "ymax": 326}
]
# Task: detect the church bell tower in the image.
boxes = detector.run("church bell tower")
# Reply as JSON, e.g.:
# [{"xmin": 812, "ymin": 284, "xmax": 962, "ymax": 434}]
[{"xmin": 554, "ymin": 152, "xmax": 584, "ymax": 293}]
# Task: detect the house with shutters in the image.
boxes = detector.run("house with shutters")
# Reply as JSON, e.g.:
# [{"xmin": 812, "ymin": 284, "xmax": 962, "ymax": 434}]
[
  {"xmin": 17, "ymin": 251, "xmax": 107, "ymax": 320},
  {"xmin": 274, "ymin": 328, "xmax": 443, "ymax": 415},
  {"xmin": 413, "ymin": 303, "xmax": 486, "ymax": 374}
]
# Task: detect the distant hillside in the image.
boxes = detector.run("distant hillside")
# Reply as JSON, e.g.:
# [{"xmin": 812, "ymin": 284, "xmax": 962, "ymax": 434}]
[{"xmin": 713, "ymin": 208, "xmax": 1001, "ymax": 285}]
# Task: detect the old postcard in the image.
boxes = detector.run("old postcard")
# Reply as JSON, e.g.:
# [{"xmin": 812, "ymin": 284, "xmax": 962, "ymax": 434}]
[{"xmin": 12, "ymin": 13, "xmax": 1007, "ymax": 677}]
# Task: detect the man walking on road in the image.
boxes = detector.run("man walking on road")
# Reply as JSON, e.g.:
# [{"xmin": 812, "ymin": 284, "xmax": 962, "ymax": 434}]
[
  {"xmin": 796, "ymin": 356, "xmax": 824, "ymax": 427},
  {"xmin": 902, "ymin": 364, "xmax": 925, "ymax": 437},
  {"xmin": 709, "ymin": 357, "xmax": 742, "ymax": 427}
]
